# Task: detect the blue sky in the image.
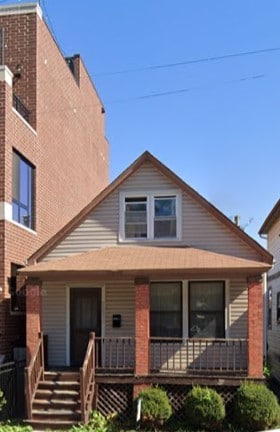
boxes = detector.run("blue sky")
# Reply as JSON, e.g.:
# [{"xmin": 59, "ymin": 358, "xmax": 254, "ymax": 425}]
[{"xmin": 6, "ymin": 0, "xmax": 280, "ymax": 243}]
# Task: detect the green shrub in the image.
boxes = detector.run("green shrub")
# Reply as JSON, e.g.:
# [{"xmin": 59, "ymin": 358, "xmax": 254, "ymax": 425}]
[
  {"xmin": 137, "ymin": 386, "xmax": 172, "ymax": 429},
  {"xmin": 185, "ymin": 386, "xmax": 225, "ymax": 430},
  {"xmin": 70, "ymin": 410, "xmax": 115, "ymax": 432},
  {"xmin": 234, "ymin": 382, "xmax": 280, "ymax": 431},
  {"xmin": 0, "ymin": 421, "xmax": 32, "ymax": 432},
  {"xmin": 0, "ymin": 389, "xmax": 6, "ymax": 413}
]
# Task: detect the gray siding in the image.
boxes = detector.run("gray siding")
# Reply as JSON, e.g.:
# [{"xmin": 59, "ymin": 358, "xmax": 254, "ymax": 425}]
[
  {"xmin": 229, "ymin": 279, "xmax": 248, "ymax": 338},
  {"xmin": 182, "ymin": 196, "xmax": 260, "ymax": 260},
  {"xmin": 267, "ymin": 277, "xmax": 280, "ymax": 381},
  {"xmin": 42, "ymin": 278, "xmax": 248, "ymax": 368},
  {"xmin": 42, "ymin": 282, "xmax": 67, "ymax": 366},
  {"xmin": 43, "ymin": 161, "xmax": 261, "ymax": 262},
  {"xmin": 268, "ymin": 218, "xmax": 280, "ymax": 275},
  {"xmin": 105, "ymin": 282, "xmax": 135, "ymax": 337}
]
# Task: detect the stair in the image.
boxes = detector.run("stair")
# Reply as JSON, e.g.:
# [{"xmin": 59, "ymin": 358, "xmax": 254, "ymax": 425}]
[{"xmin": 26, "ymin": 371, "xmax": 82, "ymax": 430}]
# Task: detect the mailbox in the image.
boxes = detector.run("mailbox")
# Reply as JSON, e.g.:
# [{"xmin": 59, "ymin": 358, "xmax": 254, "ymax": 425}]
[{"xmin": 112, "ymin": 314, "xmax": 121, "ymax": 328}]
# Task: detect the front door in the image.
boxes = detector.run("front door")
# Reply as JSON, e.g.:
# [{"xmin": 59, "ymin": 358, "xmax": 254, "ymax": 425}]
[{"xmin": 70, "ymin": 288, "xmax": 101, "ymax": 366}]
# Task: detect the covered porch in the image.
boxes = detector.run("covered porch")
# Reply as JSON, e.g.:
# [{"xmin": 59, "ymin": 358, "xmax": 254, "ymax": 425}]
[{"xmin": 21, "ymin": 246, "xmax": 269, "ymax": 423}]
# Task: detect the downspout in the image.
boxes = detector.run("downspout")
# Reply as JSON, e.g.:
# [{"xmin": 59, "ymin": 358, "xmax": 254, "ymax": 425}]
[
  {"xmin": 258, "ymin": 232, "xmax": 269, "ymax": 361},
  {"xmin": 262, "ymin": 272, "xmax": 267, "ymax": 360}
]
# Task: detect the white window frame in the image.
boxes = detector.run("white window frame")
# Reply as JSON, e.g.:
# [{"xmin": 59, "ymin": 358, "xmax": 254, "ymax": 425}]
[{"xmin": 119, "ymin": 190, "xmax": 182, "ymax": 242}]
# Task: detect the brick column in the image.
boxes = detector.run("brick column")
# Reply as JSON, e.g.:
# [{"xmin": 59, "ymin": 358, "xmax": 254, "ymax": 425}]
[
  {"xmin": 134, "ymin": 277, "xmax": 150, "ymax": 398},
  {"xmin": 26, "ymin": 278, "xmax": 42, "ymax": 363},
  {"xmin": 247, "ymin": 276, "xmax": 263, "ymax": 378}
]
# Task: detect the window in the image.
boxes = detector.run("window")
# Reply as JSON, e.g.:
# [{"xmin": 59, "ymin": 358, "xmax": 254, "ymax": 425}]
[
  {"xmin": 121, "ymin": 192, "xmax": 180, "ymax": 241},
  {"xmin": 125, "ymin": 197, "xmax": 147, "ymax": 238},
  {"xmin": 12, "ymin": 150, "xmax": 35, "ymax": 229},
  {"xmin": 9, "ymin": 263, "xmax": 25, "ymax": 314},
  {"xmin": 268, "ymin": 287, "xmax": 272, "ymax": 329},
  {"xmin": 189, "ymin": 281, "xmax": 225, "ymax": 338},
  {"xmin": 150, "ymin": 282, "xmax": 182, "ymax": 337},
  {"xmin": 277, "ymin": 292, "xmax": 280, "ymax": 325},
  {"xmin": 154, "ymin": 196, "xmax": 176, "ymax": 238}
]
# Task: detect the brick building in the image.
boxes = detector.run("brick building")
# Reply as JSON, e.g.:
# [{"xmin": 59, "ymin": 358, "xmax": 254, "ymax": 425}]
[{"xmin": 0, "ymin": 2, "xmax": 109, "ymax": 359}]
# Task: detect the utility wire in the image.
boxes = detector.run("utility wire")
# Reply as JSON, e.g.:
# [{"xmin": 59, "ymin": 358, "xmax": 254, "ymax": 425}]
[
  {"xmin": 93, "ymin": 47, "xmax": 280, "ymax": 77},
  {"xmin": 40, "ymin": 0, "xmax": 64, "ymax": 56},
  {"xmin": 37, "ymin": 72, "xmax": 266, "ymax": 114},
  {"xmin": 106, "ymin": 73, "xmax": 265, "ymax": 104}
]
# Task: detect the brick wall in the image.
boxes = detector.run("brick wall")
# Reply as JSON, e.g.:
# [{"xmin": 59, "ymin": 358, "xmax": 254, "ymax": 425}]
[
  {"xmin": 247, "ymin": 276, "xmax": 263, "ymax": 378},
  {"xmin": 0, "ymin": 8, "xmax": 109, "ymax": 357},
  {"xmin": 135, "ymin": 278, "xmax": 150, "ymax": 376}
]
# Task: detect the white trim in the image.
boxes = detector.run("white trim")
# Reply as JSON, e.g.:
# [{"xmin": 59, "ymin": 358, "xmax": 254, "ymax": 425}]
[
  {"xmin": 182, "ymin": 280, "xmax": 188, "ymax": 338},
  {"xmin": 10, "ymin": 219, "xmax": 37, "ymax": 235},
  {"xmin": 12, "ymin": 108, "xmax": 37, "ymax": 135},
  {"xmin": 0, "ymin": 66, "xmax": 13, "ymax": 87},
  {"xmin": 225, "ymin": 280, "xmax": 230, "ymax": 338},
  {"xmin": 0, "ymin": 3, "xmax": 42, "ymax": 19},
  {"xmin": 119, "ymin": 190, "xmax": 182, "ymax": 242},
  {"xmin": 0, "ymin": 202, "xmax": 37, "ymax": 235},
  {"xmin": 102, "ymin": 284, "xmax": 106, "ymax": 337},
  {"xmin": 65, "ymin": 286, "xmax": 70, "ymax": 366},
  {"xmin": 66, "ymin": 285, "xmax": 105, "ymax": 366},
  {"xmin": 0, "ymin": 202, "xmax": 12, "ymax": 221}
]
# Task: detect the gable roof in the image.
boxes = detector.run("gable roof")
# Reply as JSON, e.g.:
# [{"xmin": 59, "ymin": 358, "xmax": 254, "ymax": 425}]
[
  {"xmin": 259, "ymin": 199, "xmax": 280, "ymax": 235},
  {"xmin": 21, "ymin": 246, "xmax": 271, "ymax": 279},
  {"xmin": 29, "ymin": 151, "xmax": 273, "ymax": 264}
]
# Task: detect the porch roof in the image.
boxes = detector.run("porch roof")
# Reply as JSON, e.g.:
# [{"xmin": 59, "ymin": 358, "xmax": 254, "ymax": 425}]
[{"xmin": 20, "ymin": 246, "xmax": 271, "ymax": 279}]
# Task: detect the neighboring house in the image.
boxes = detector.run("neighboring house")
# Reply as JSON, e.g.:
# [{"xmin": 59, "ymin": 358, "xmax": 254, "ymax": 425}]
[
  {"xmin": 20, "ymin": 151, "xmax": 272, "ymax": 428},
  {"xmin": 0, "ymin": 3, "xmax": 109, "ymax": 360},
  {"xmin": 259, "ymin": 199, "xmax": 280, "ymax": 381}
]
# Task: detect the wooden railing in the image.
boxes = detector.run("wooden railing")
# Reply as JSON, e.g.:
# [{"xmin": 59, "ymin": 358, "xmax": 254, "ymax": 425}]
[
  {"xmin": 25, "ymin": 332, "xmax": 44, "ymax": 419},
  {"xmin": 80, "ymin": 332, "xmax": 96, "ymax": 424},
  {"xmin": 95, "ymin": 337, "xmax": 134, "ymax": 372},
  {"xmin": 150, "ymin": 338, "xmax": 248, "ymax": 374}
]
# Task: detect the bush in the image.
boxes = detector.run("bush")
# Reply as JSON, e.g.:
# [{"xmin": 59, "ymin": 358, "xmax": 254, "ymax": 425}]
[
  {"xmin": 0, "ymin": 421, "xmax": 32, "ymax": 432},
  {"xmin": 185, "ymin": 386, "xmax": 225, "ymax": 430},
  {"xmin": 0, "ymin": 389, "xmax": 6, "ymax": 413},
  {"xmin": 234, "ymin": 382, "xmax": 280, "ymax": 431},
  {"xmin": 70, "ymin": 410, "xmax": 115, "ymax": 432},
  {"xmin": 137, "ymin": 387, "xmax": 172, "ymax": 429}
]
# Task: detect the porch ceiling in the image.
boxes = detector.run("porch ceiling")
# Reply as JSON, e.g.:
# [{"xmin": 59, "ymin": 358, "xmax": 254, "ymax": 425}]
[{"xmin": 19, "ymin": 246, "xmax": 271, "ymax": 280}]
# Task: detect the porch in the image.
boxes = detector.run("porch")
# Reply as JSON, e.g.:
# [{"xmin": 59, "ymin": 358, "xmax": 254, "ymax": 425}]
[
  {"xmin": 21, "ymin": 245, "xmax": 269, "ymax": 426},
  {"xmin": 94, "ymin": 336, "xmax": 248, "ymax": 376},
  {"xmin": 25, "ymin": 332, "xmax": 250, "ymax": 428}
]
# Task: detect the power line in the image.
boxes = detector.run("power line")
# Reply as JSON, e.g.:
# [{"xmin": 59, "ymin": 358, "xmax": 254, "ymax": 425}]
[
  {"xmin": 106, "ymin": 73, "xmax": 265, "ymax": 104},
  {"xmin": 40, "ymin": 0, "xmax": 64, "ymax": 56},
  {"xmin": 93, "ymin": 47, "xmax": 280, "ymax": 77}
]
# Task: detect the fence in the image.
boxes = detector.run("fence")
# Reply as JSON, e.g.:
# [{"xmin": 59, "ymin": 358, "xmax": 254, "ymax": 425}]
[{"xmin": 0, "ymin": 361, "xmax": 25, "ymax": 421}]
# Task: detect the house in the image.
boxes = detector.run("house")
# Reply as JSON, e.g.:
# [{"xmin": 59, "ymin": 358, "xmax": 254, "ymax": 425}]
[
  {"xmin": 259, "ymin": 199, "xmax": 280, "ymax": 381},
  {"xmin": 0, "ymin": 3, "xmax": 109, "ymax": 361},
  {"xmin": 20, "ymin": 151, "xmax": 272, "ymax": 428}
]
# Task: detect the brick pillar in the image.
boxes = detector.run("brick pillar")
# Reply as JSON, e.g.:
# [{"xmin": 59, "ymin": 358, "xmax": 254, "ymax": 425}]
[
  {"xmin": 247, "ymin": 276, "xmax": 263, "ymax": 378},
  {"xmin": 26, "ymin": 278, "xmax": 42, "ymax": 363},
  {"xmin": 134, "ymin": 277, "xmax": 150, "ymax": 399}
]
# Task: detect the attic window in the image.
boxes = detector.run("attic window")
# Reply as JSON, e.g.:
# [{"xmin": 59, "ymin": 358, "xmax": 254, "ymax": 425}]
[
  {"xmin": 120, "ymin": 191, "xmax": 181, "ymax": 241},
  {"xmin": 125, "ymin": 197, "xmax": 147, "ymax": 238}
]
